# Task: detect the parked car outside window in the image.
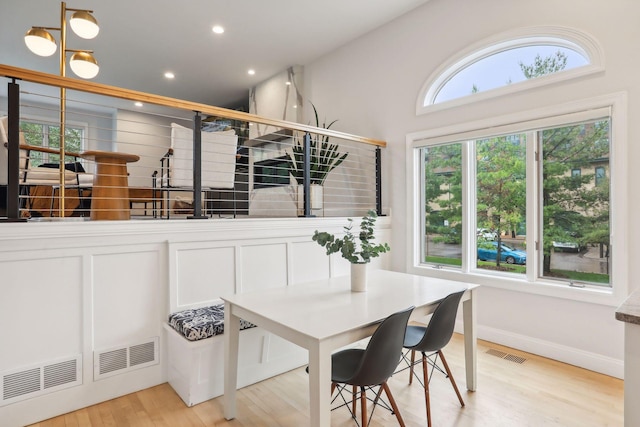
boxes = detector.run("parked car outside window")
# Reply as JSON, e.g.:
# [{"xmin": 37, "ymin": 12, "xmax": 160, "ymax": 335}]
[
  {"xmin": 477, "ymin": 241, "xmax": 526, "ymax": 265},
  {"xmin": 477, "ymin": 228, "xmax": 498, "ymax": 240},
  {"xmin": 552, "ymin": 241, "xmax": 584, "ymax": 252}
]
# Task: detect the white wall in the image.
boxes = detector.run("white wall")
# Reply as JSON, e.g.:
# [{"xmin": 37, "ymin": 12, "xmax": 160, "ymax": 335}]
[
  {"xmin": 303, "ymin": 0, "xmax": 639, "ymax": 376},
  {"xmin": 115, "ymin": 109, "xmax": 187, "ymax": 188}
]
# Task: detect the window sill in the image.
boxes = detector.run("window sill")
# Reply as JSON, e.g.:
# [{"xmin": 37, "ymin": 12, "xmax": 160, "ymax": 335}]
[{"xmin": 408, "ymin": 264, "xmax": 623, "ymax": 308}]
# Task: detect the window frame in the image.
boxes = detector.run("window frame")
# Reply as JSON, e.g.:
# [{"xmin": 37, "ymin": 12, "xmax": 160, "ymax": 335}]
[
  {"xmin": 416, "ymin": 26, "xmax": 605, "ymax": 115},
  {"xmin": 406, "ymin": 93, "xmax": 628, "ymax": 307},
  {"xmin": 19, "ymin": 116, "xmax": 89, "ymax": 166}
]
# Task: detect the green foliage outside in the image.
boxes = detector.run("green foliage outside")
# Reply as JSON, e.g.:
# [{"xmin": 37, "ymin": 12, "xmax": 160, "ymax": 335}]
[{"xmin": 19, "ymin": 122, "xmax": 83, "ymax": 166}]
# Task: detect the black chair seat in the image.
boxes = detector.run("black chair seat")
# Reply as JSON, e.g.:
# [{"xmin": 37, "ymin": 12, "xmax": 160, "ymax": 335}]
[{"xmin": 403, "ymin": 325, "xmax": 427, "ymax": 349}]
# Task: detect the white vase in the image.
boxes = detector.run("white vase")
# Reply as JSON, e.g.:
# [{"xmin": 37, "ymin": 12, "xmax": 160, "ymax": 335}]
[
  {"xmin": 296, "ymin": 184, "xmax": 324, "ymax": 217},
  {"xmin": 350, "ymin": 262, "xmax": 368, "ymax": 292}
]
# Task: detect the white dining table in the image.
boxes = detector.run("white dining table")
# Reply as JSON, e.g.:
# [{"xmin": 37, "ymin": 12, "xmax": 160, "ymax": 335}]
[{"xmin": 223, "ymin": 269, "xmax": 478, "ymax": 427}]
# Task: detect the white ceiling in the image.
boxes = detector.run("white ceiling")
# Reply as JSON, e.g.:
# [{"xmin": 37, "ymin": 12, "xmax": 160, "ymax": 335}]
[{"xmin": 0, "ymin": 0, "xmax": 429, "ymax": 109}]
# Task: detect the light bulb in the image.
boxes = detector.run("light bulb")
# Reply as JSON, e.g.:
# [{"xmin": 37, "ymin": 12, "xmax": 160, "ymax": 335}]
[
  {"xmin": 24, "ymin": 28, "xmax": 57, "ymax": 56},
  {"xmin": 69, "ymin": 51, "xmax": 99, "ymax": 79},
  {"xmin": 70, "ymin": 11, "xmax": 99, "ymax": 39}
]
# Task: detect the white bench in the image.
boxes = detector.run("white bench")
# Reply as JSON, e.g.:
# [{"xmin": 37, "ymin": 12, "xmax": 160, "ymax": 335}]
[{"xmin": 164, "ymin": 304, "xmax": 308, "ymax": 406}]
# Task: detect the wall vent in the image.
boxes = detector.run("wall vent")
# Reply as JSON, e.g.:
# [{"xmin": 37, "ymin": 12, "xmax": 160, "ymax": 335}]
[
  {"xmin": 94, "ymin": 337, "xmax": 159, "ymax": 381},
  {"xmin": 0, "ymin": 355, "xmax": 82, "ymax": 407}
]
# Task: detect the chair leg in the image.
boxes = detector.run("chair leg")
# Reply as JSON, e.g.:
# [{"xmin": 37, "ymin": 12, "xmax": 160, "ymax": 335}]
[
  {"xmin": 360, "ymin": 386, "xmax": 368, "ymax": 427},
  {"xmin": 409, "ymin": 349, "xmax": 416, "ymax": 384},
  {"xmin": 438, "ymin": 350, "xmax": 465, "ymax": 407},
  {"xmin": 381, "ymin": 381, "xmax": 406, "ymax": 427},
  {"xmin": 422, "ymin": 353, "xmax": 432, "ymax": 427},
  {"xmin": 352, "ymin": 385, "xmax": 357, "ymax": 419}
]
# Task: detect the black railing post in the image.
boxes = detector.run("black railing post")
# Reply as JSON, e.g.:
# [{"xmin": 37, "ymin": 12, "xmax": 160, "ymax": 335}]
[
  {"xmin": 375, "ymin": 146, "xmax": 383, "ymax": 216},
  {"xmin": 189, "ymin": 112, "xmax": 207, "ymax": 219},
  {"xmin": 303, "ymin": 132, "xmax": 311, "ymax": 217},
  {"xmin": 4, "ymin": 80, "xmax": 25, "ymax": 222}
]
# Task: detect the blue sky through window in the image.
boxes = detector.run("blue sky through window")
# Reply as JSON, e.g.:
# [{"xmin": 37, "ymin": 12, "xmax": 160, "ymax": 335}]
[{"xmin": 434, "ymin": 46, "xmax": 589, "ymax": 104}]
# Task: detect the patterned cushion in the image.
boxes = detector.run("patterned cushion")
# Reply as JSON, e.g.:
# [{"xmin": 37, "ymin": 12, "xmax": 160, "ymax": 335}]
[{"xmin": 168, "ymin": 304, "xmax": 255, "ymax": 341}]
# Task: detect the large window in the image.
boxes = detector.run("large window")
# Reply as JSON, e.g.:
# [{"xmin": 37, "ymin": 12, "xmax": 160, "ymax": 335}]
[
  {"xmin": 20, "ymin": 121, "xmax": 85, "ymax": 166},
  {"xmin": 423, "ymin": 143, "xmax": 463, "ymax": 267},
  {"xmin": 417, "ymin": 111, "xmax": 614, "ymax": 289}
]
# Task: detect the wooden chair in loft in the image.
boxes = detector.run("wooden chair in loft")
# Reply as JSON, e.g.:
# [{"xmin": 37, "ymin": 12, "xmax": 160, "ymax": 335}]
[
  {"xmin": 0, "ymin": 116, "xmax": 93, "ymax": 217},
  {"xmin": 156, "ymin": 122, "xmax": 238, "ymax": 218}
]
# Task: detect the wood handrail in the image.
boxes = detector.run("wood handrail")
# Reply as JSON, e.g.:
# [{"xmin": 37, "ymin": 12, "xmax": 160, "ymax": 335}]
[
  {"xmin": 4, "ymin": 141, "xmax": 81, "ymax": 157},
  {"xmin": 0, "ymin": 64, "xmax": 386, "ymax": 148}
]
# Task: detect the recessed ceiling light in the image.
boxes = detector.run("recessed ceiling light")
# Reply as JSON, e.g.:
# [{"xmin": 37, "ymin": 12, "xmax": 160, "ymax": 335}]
[
  {"xmin": 247, "ymin": 69, "xmax": 255, "ymax": 76},
  {"xmin": 285, "ymin": 81, "xmax": 291, "ymax": 85},
  {"xmin": 164, "ymin": 71, "xmax": 175, "ymax": 79},
  {"xmin": 212, "ymin": 25, "xmax": 224, "ymax": 34},
  {"xmin": 134, "ymin": 101, "xmax": 143, "ymax": 107},
  {"xmin": 293, "ymin": 105, "xmax": 297, "ymax": 109}
]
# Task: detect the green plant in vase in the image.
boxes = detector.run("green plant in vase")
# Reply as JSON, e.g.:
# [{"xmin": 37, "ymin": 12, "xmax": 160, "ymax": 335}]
[
  {"xmin": 312, "ymin": 210, "xmax": 389, "ymax": 264},
  {"xmin": 285, "ymin": 102, "xmax": 348, "ymax": 186}
]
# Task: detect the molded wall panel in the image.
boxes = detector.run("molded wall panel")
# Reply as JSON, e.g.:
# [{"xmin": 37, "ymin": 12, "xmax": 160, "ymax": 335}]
[
  {"xmin": 0, "ymin": 217, "xmax": 390, "ymax": 427},
  {"xmin": 0, "ymin": 256, "xmax": 82, "ymax": 368},
  {"xmin": 92, "ymin": 249, "xmax": 161, "ymax": 350},
  {"xmin": 241, "ymin": 243, "xmax": 288, "ymax": 292},
  {"xmin": 175, "ymin": 246, "xmax": 236, "ymax": 308},
  {"xmin": 290, "ymin": 240, "xmax": 330, "ymax": 285}
]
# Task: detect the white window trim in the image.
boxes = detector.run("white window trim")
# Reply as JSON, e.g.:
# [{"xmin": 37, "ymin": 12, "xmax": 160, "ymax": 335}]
[
  {"xmin": 19, "ymin": 114, "xmax": 90, "ymax": 166},
  {"xmin": 406, "ymin": 92, "xmax": 628, "ymax": 307},
  {"xmin": 416, "ymin": 26, "xmax": 605, "ymax": 115}
]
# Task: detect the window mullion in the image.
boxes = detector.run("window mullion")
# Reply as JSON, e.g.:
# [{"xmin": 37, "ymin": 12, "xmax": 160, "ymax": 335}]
[
  {"xmin": 461, "ymin": 140, "xmax": 475, "ymax": 273},
  {"xmin": 526, "ymin": 130, "xmax": 538, "ymax": 283}
]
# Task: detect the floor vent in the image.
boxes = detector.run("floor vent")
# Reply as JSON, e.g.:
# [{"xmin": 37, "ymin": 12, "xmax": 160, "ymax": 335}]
[
  {"xmin": 486, "ymin": 348, "xmax": 527, "ymax": 364},
  {"xmin": 486, "ymin": 349, "xmax": 508, "ymax": 358},
  {"xmin": 94, "ymin": 337, "xmax": 159, "ymax": 381},
  {"xmin": 0, "ymin": 355, "xmax": 82, "ymax": 407},
  {"xmin": 503, "ymin": 353, "xmax": 527, "ymax": 364}
]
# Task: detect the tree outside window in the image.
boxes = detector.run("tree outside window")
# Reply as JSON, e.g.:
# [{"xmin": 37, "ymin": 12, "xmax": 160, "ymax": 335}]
[{"xmin": 20, "ymin": 121, "xmax": 84, "ymax": 166}]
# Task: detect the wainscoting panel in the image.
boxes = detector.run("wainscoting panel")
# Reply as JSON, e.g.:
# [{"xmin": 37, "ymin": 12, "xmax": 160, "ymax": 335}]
[
  {"xmin": 173, "ymin": 245, "xmax": 236, "ymax": 310},
  {"xmin": 0, "ymin": 255, "xmax": 83, "ymax": 369},
  {"xmin": 91, "ymin": 248, "xmax": 161, "ymax": 351},
  {"xmin": 0, "ymin": 217, "xmax": 391, "ymax": 427},
  {"xmin": 240, "ymin": 242, "xmax": 288, "ymax": 292},
  {"xmin": 290, "ymin": 240, "xmax": 331, "ymax": 285}
]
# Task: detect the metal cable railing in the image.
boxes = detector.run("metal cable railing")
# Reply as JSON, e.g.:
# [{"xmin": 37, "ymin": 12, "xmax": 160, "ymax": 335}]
[{"xmin": 0, "ymin": 64, "xmax": 385, "ymax": 221}]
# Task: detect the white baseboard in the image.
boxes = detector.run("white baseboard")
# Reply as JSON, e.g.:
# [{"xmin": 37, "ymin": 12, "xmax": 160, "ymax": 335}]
[{"xmin": 456, "ymin": 321, "xmax": 623, "ymax": 379}]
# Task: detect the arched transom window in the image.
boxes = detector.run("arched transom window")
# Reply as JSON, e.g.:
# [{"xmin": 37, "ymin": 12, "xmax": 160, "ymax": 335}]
[{"xmin": 418, "ymin": 28, "xmax": 604, "ymax": 113}]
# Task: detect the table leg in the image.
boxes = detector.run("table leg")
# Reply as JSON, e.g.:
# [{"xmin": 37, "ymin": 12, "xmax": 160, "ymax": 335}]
[
  {"xmin": 223, "ymin": 302, "xmax": 240, "ymax": 420},
  {"xmin": 308, "ymin": 341, "xmax": 332, "ymax": 427},
  {"xmin": 91, "ymin": 160, "xmax": 131, "ymax": 220},
  {"xmin": 462, "ymin": 287, "xmax": 478, "ymax": 391}
]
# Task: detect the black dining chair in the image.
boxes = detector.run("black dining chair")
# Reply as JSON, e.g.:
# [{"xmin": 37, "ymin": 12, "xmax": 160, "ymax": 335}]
[
  {"xmin": 399, "ymin": 290, "xmax": 466, "ymax": 427},
  {"xmin": 328, "ymin": 306, "xmax": 414, "ymax": 427}
]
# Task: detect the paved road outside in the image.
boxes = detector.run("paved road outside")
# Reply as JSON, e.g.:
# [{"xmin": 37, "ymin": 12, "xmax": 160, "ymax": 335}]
[{"xmin": 425, "ymin": 235, "xmax": 609, "ymax": 274}]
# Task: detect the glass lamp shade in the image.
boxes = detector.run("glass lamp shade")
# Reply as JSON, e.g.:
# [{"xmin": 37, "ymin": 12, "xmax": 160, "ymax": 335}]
[
  {"xmin": 24, "ymin": 28, "xmax": 57, "ymax": 56},
  {"xmin": 69, "ymin": 11, "xmax": 99, "ymax": 39},
  {"xmin": 69, "ymin": 51, "xmax": 99, "ymax": 79}
]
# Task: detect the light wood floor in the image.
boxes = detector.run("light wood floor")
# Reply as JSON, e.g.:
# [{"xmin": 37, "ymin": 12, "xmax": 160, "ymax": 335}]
[{"xmin": 28, "ymin": 335, "xmax": 623, "ymax": 427}]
